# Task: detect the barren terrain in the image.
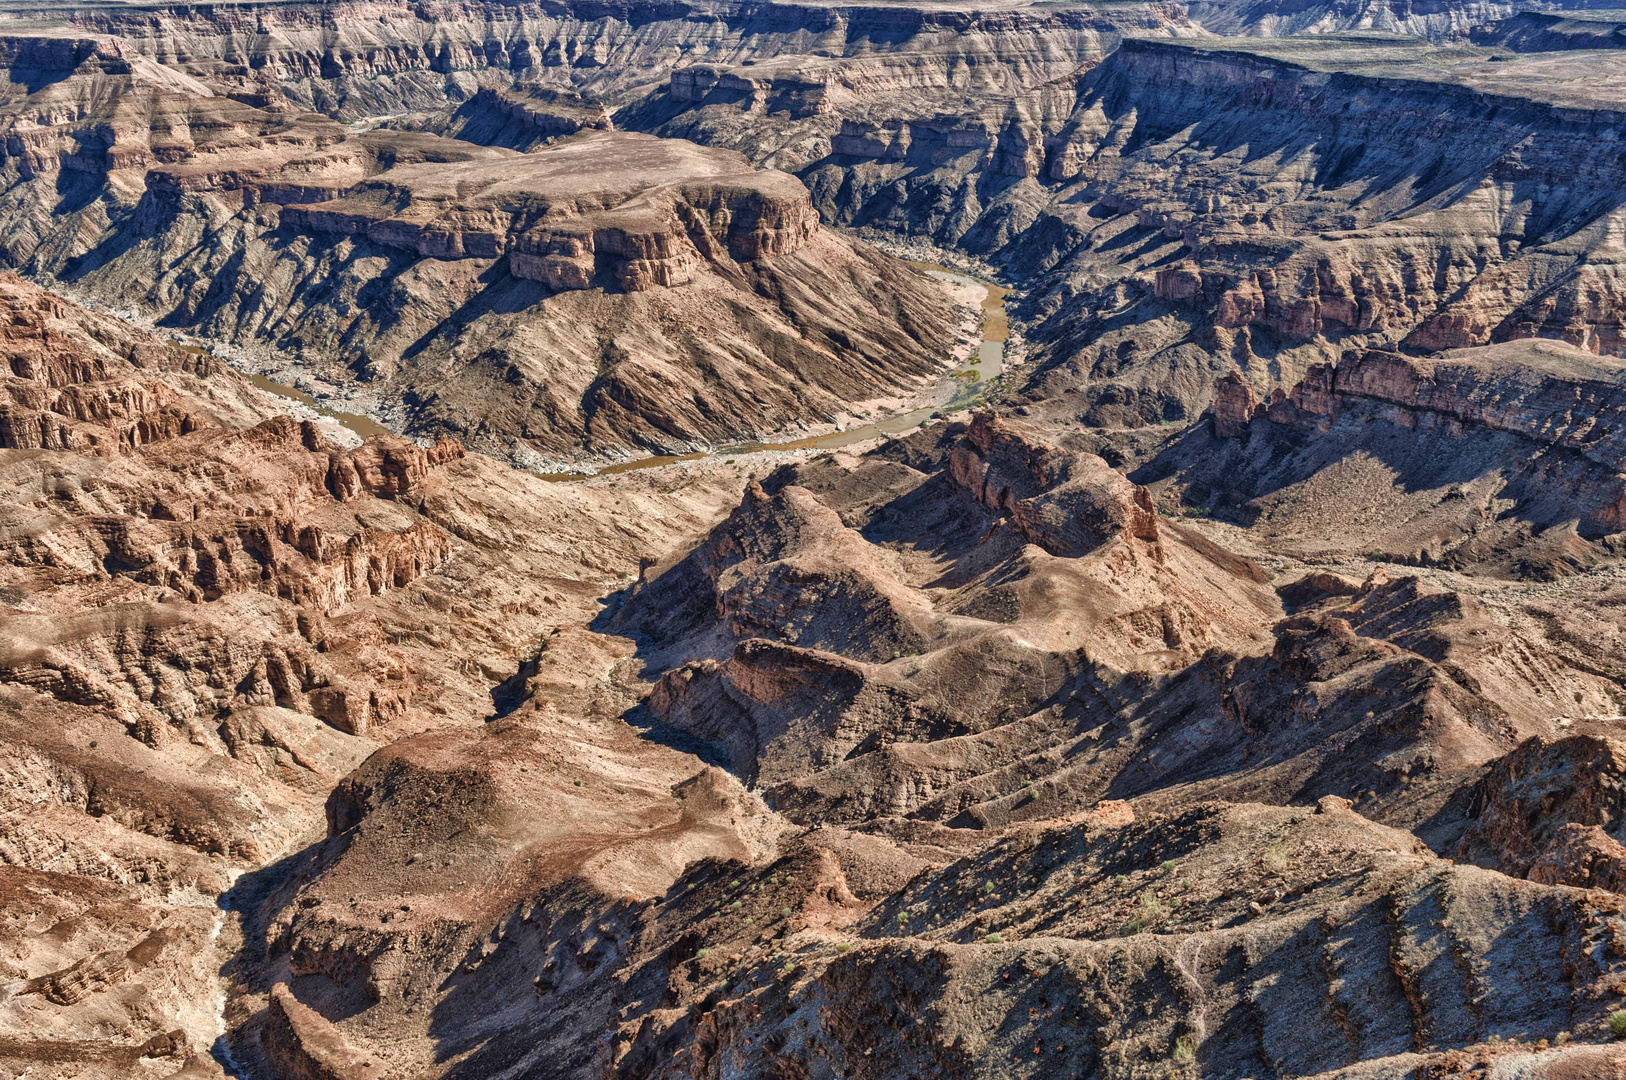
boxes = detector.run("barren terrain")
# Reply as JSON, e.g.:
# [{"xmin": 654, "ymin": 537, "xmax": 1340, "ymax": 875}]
[{"xmin": 5, "ymin": 2, "xmax": 1626, "ymax": 1078}]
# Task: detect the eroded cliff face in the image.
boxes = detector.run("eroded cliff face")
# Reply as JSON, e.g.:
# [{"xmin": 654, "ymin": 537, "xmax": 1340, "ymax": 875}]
[
  {"xmin": 0, "ymin": 275, "xmax": 762, "ymax": 1076},
  {"xmin": 1175, "ymin": 340, "xmax": 1626, "ymax": 577},
  {"xmin": 0, "ymin": 32, "xmax": 961, "ymax": 462},
  {"xmin": 15, "ymin": 237, "xmax": 1626, "ymax": 1080},
  {"xmin": 1, "ymin": 0, "xmax": 1182, "ymax": 121},
  {"xmin": 999, "ymin": 37, "xmax": 1626, "ymax": 428},
  {"xmin": 14, "ymin": 4, "xmax": 1626, "ymax": 1079},
  {"xmin": 608, "ymin": 29, "xmax": 1626, "ymax": 431}
]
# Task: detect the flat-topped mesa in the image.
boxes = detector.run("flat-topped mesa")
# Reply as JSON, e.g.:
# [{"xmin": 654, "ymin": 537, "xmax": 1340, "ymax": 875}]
[
  {"xmin": 1470, "ymin": 11, "xmax": 1626, "ymax": 52},
  {"xmin": 269, "ymin": 131, "xmax": 819, "ymax": 292},
  {"xmin": 950, "ymin": 411, "xmax": 1159, "ymax": 556},
  {"xmin": 511, "ymin": 180, "xmax": 818, "ymax": 292},
  {"xmin": 467, "ymin": 85, "xmax": 613, "ymax": 137}
]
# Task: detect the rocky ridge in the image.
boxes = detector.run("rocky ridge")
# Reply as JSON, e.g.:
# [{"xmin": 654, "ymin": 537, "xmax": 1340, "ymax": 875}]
[
  {"xmin": 0, "ymin": 44, "xmax": 959, "ymax": 462},
  {"xmin": 0, "ymin": 276, "xmax": 764, "ymax": 1076},
  {"xmin": 220, "ymin": 355, "xmax": 1626, "ymax": 1075},
  {"xmin": 10, "ymin": 2, "xmax": 1626, "ymax": 1078}
]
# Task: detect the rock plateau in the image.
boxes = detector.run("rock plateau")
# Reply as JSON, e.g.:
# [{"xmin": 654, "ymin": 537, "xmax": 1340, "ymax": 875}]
[{"xmin": 5, "ymin": 2, "xmax": 1626, "ymax": 1079}]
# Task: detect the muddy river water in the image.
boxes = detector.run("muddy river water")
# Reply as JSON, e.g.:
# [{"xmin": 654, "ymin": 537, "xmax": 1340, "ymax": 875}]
[
  {"xmin": 536, "ymin": 263, "xmax": 1009, "ymax": 480},
  {"xmin": 239, "ymin": 262, "xmax": 1008, "ymax": 477}
]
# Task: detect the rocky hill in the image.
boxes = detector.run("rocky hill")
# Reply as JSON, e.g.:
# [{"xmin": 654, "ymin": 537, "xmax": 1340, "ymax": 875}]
[
  {"xmin": 8, "ymin": 2, "xmax": 1626, "ymax": 1079},
  {"xmin": 0, "ymin": 46, "xmax": 958, "ymax": 462},
  {"xmin": 0, "ymin": 274, "xmax": 762, "ymax": 1077},
  {"xmin": 221, "ymin": 399, "xmax": 1626, "ymax": 1077}
]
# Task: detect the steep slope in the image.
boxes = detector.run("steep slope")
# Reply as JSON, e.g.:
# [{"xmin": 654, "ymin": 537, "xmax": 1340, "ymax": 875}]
[
  {"xmin": 68, "ymin": 126, "xmax": 955, "ymax": 461},
  {"xmin": 4, "ymin": 7, "xmax": 1626, "ymax": 454},
  {"xmin": 0, "ymin": 42, "xmax": 958, "ymax": 462},
  {"xmin": 12, "ymin": 3, "xmax": 1626, "ymax": 1077},
  {"xmin": 627, "ymin": 30, "xmax": 1626, "ymax": 432},
  {"xmin": 0, "ymin": 275, "xmax": 756, "ymax": 1076},
  {"xmin": 1008, "ymin": 36, "xmax": 1626, "ymax": 427},
  {"xmin": 1153, "ymin": 340, "xmax": 1626, "ymax": 576}
]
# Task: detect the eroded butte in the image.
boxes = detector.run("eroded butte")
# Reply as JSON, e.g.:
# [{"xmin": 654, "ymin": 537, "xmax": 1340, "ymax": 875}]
[{"xmin": 5, "ymin": 2, "xmax": 1626, "ymax": 1078}]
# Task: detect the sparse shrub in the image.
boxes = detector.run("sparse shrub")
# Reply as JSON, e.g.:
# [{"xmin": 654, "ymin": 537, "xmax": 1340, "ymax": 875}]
[
  {"xmin": 1173, "ymin": 1034, "xmax": 1199, "ymax": 1062},
  {"xmin": 1115, "ymin": 873, "xmax": 1127, "ymax": 883},
  {"xmin": 1611, "ymin": 1011, "xmax": 1626, "ymax": 1039},
  {"xmin": 1161, "ymin": 860, "xmax": 1176, "ymax": 872},
  {"xmin": 1122, "ymin": 890, "xmax": 1169, "ymax": 935},
  {"xmin": 983, "ymin": 881, "xmax": 995, "ymax": 894},
  {"xmin": 782, "ymin": 907, "xmax": 793, "ymax": 918},
  {"xmin": 695, "ymin": 948, "xmax": 709, "ymax": 960},
  {"xmin": 729, "ymin": 900, "xmax": 742, "ymax": 912},
  {"xmin": 984, "ymin": 932, "xmax": 1003, "ymax": 943},
  {"xmin": 835, "ymin": 943, "xmax": 852, "ymax": 954},
  {"xmin": 744, "ymin": 915, "xmax": 755, "ymax": 925}
]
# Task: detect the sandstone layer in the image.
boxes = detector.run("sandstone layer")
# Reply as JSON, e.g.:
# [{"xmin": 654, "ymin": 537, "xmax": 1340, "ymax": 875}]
[
  {"xmin": 7, "ymin": 3, "xmax": 1626, "ymax": 1079},
  {"xmin": 0, "ymin": 275, "xmax": 760, "ymax": 1076}
]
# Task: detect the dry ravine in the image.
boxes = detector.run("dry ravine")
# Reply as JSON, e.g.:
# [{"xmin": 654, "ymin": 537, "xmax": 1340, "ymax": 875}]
[{"xmin": 6, "ymin": 3, "xmax": 1626, "ymax": 1079}]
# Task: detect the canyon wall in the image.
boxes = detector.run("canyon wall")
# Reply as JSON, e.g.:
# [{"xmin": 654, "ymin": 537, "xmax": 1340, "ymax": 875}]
[
  {"xmin": 0, "ymin": 59, "xmax": 958, "ymax": 461},
  {"xmin": 2, "ymin": 1, "xmax": 1621, "ymax": 448}
]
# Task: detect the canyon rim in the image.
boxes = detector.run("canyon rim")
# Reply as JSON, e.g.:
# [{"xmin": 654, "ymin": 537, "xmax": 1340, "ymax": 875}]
[{"xmin": 7, "ymin": 1, "xmax": 1626, "ymax": 1077}]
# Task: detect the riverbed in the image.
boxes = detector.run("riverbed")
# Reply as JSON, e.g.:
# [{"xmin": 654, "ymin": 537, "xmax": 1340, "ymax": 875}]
[
  {"xmin": 233, "ymin": 260, "xmax": 1010, "ymax": 479},
  {"xmin": 532, "ymin": 263, "xmax": 1010, "ymax": 481}
]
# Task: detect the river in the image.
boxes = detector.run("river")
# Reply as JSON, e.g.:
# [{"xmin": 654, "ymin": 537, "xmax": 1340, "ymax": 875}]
[
  {"xmin": 235, "ymin": 262, "xmax": 1009, "ymax": 478},
  {"xmin": 535, "ymin": 263, "xmax": 1009, "ymax": 481}
]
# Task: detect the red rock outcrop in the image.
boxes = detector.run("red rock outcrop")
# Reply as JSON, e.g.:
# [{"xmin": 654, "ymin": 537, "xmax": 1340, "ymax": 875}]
[
  {"xmin": 0, "ymin": 274, "xmax": 763, "ymax": 1077},
  {"xmin": 0, "ymin": 273, "xmax": 212, "ymax": 453},
  {"xmin": 1528, "ymin": 824, "xmax": 1626, "ymax": 893},
  {"xmin": 11, "ymin": 931, "xmax": 165, "ymax": 1006},
  {"xmin": 950, "ymin": 411, "xmax": 1159, "ymax": 556},
  {"xmin": 1210, "ymin": 371, "xmax": 1261, "ymax": 440},
  {"xmin": 1459, "ymin": 734, "xmax": 1626, "ymax": 881},
  {"xmin": 266, "ymin": 983, "xmax": 386, "ymax": 1080}
]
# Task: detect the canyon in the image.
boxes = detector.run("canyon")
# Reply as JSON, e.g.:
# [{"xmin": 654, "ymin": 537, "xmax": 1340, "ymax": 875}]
[{"xmin": 5, "ymin": 1, "xmax": 1626, "ymax": 1078}]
